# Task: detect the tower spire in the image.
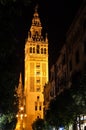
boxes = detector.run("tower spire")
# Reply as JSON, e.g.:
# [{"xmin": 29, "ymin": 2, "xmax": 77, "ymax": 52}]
[
  {"xmin": 30, "ymin": 4, "xmax": 43, "ymax": 42},
  {"xmin": 19, "ymin": 72, "xmax": 22, "ymax": 84},
  {"xmin": 35, "ymin": 4, "xmax": 38, "ymax": 13},
  {"xmin": 17, "ymin": 72, "xmax": 23, "ymax": 107},
  {"xmin": 45, "ymin": 33, "xmax": 48, "ymax": 43}
]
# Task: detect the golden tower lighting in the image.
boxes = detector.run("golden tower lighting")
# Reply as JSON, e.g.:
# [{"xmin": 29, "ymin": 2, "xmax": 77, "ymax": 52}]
[{"xmin": 24, "ymin": 5, "xmax": 49, "ymax": 130}]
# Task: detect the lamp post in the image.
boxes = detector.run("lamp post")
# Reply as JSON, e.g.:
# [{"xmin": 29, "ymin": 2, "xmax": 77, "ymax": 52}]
[
  {"xmin": 16, "ymin": 106, "xmax": 27, "ymax": 130},
  {"xmin": 15, "ymin": 73, "xmax": 27, "ymax": 130}
]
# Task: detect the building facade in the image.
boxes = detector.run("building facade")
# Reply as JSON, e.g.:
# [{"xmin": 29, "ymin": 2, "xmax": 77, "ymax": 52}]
[
  {"xmin": 24, "ymin": 6, "xmax": 49, "ymax": 130},
  {"xmin": 55, "ymin": 44, "xmax": 67, "ymax": 95},
  {"xmin": 44, "ymin": 1, "xmax": 86, "ymax": 129},
  {"xmin": 66, "ymin": 0, "xmax": 86, "ymax": 89},
  {"xmin": 44, "ymin": 0, "xmax": 86, "ymax": 100}
]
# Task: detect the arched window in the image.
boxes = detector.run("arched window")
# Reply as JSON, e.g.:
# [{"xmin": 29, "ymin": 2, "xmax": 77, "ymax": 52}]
[
  {"xmin": 36, "ymin": 45, "xmax": 40, "ymax": 54},
  {"xmin": 30, "ymin": 47, "xmax": 32, "ymax": 53},
  {"xmin": 33, "ymin": 47, "xmax": 35, "ymax": 53},
  {"xmin": 35, "ymin": 102, "xmax": 37, "ymax": 111},
  {"xmin": 44, "ymin": 48, "xmax": 46, "ymax": 54},
  {"xmin": 41, "ymin": 48, "xmax": 43, "ymax": 54}
]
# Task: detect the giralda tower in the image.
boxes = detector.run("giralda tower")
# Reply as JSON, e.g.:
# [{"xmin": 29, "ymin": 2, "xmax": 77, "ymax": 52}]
[{"xmin": 24, "ymin": 6, "xmax": 49, "ymax": 130}]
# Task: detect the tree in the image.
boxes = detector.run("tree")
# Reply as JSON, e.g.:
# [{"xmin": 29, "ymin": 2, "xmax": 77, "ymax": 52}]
[
  {"xmin": 70, "ymin": 71, "xmax": 86, "ymax": 130},
  {"xmin": 45, "ymin": 89, "xmax": 75, "ymax": 129},
  {"xmin": 0, "ymin": 0, "xmax": 32, "ymax": 129},
  {"xmin": 45, "ymin": 72, "xmax": 86, "ymax": 130},
  {"xmin": 32, "ymin": 118, "xmax": 45, "ymax": 130}
]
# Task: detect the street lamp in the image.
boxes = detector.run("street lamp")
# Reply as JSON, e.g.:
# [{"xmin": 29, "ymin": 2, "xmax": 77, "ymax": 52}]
[{"xmin": 16, "ymin": 106, "xmax": 27, "ymax": 130}]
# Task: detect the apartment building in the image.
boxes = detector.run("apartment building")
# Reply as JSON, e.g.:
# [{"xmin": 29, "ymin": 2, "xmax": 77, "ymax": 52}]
[{"xmin": 44, "ymin": 0, "xmax": 86, "ymax": 120}]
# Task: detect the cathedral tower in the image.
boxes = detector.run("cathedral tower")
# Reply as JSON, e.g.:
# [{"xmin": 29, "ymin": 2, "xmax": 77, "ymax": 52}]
[{"xmin": 24, "ymin": 6, "xmax": 49, "ymax": 130}]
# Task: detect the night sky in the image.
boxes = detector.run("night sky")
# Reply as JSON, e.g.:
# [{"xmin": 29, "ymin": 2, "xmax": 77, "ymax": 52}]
[
  {"xmin": 16, "ymin": 0, "xmax": 83, "ymax": 72},
  {"xmin": 38, "ymin": 0, "xmax": 82, "ymax": 67},
  {"xmin": 6, "ymin": 0, "xmax": 82, "ymax": 75}
]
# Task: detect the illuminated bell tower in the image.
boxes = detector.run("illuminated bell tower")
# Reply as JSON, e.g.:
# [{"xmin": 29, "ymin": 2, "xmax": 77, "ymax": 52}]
[{"xmin": 24, "ymin": 6, "xmax": 49, "ymax": 130}]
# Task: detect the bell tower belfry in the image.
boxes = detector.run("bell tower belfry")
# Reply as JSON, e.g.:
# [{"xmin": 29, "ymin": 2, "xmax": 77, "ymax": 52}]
[{"xmin": 24, "ymin": 5, "xmax": 49, "ymax": 130}]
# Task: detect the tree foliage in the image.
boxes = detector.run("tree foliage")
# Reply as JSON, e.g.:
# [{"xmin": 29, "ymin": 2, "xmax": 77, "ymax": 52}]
[
  {"xmin": 0, "ymin": 0, "xmax": 33, "ymax": 112},
  {"xmin": 45, "ymin": 89, "xmax": 75, "ymax": 128},
  {"xmin": 32, "ymin": 118, "xmax": 45, "ymax": 130},
  {"xmin": 0, "ymin": 113, "xmax": 17, "ymax": 130},
  {"xmin": 45, "ymin": 72, "xmax": 86, "ymax": 129},
  {"xmin": 0, "ymin": 0, "xmax": 32, "ymax": 129},
  {"xmin": 71, "ymin": 71, "xmax": 86, "ymax": 114}
]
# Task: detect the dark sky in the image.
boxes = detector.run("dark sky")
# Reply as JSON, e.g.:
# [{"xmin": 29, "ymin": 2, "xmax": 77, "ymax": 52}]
[
  {"xmin": 38, "ymin": 0, "xmax": 83, "ymax": 67},
  {"xmin": 17, "ymin": 0, "xmax": 83, "ymax": 70},
  {"xmin": 0, "ymin": 0, "xmax": 83, "ymax": 86},
  {"xmin": 14, "ymin": 0, "xmax": 82, "ymax": 74}
]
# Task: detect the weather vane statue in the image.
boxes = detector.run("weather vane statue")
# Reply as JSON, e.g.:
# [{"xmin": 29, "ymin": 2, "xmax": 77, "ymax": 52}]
[{"xmin": 35, "ymin": 4, "xmax": 38, "ymax": 12}]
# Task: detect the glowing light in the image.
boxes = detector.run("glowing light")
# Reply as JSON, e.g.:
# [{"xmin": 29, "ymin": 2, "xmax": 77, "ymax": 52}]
[
  {"xmin": 24, "ymin": 114, "xmax": 27, "ymax": 117},
  {"xmin": 20, "ymin": 106, "xmax": 24, "ymax": 111},
  {"xmin": 20, "ymin": 114, "xmax": 23, "ymax": 120},
  {"xmin": 16, "ymin": 114, "xmax": 18, "ymax": 118}
]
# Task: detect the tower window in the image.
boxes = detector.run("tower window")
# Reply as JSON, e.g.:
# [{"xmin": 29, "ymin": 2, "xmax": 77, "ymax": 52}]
[
  {"xmin": 37, "ymin": 116, "xmax": 40, "ymax": 119},
  {"xmin": 36, "ymin": 64, "xmax": 40, "ymax": 68},
  {"xmin": 33, "ymin": 47, "xmax": 35, "ymax": 53},
  {"xmin": 35, "ymin": 102, "xmax": 37, "ymax": 111},
  {"xmin": 36, "ymin": 45, "xmax": 40, "ymax": 54},
  {"xmin": 39, "ymin": 102, "xmax": 42, "ymax": 111},
  {"xmin": 36, "ymin": 86, "xmax": 40, "ymax": 91},
  {"xmin": 35, "ymin": 31, "xmax": 38, "ymax": 36},
  {"xmin": 36, "ymin": 71, "xmax": 40, "ymax": 75},
  {"xmin": 37, "ymin": 96, "xmax": 39, "ymax": 100},
  {"xmin": 35, "ymin": 106, "xmax": 37, "ymax": 111},
  {"xmin": 39, "ymin": 106, "xmax": 41, "ymax": 110},
  {"xmin": 44, "ymin": 48, "xmax": 46, "ymax": 54},
  {"xmin": 41, "ymin": 48, "xmax": 43, "ymax": 54},
  {"xmin": 36, "ymin": 79, "xmax": 40, "ymax": 83},
  {"xmin": 30, "ymin": 47, "xmax": 32, "ymax": 53}
]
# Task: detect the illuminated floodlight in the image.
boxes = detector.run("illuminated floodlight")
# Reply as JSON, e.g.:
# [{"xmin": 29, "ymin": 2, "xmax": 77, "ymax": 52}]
[{"xmin": 20, "ymin": 106, "xmax": 24, "ymax": 111}]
